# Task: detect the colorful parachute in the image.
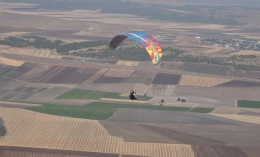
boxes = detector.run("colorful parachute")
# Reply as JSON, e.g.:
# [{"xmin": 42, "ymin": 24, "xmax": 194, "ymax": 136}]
[{"xmin": 109, "ymin": 31, "xmax": 162, "ymax": 65}]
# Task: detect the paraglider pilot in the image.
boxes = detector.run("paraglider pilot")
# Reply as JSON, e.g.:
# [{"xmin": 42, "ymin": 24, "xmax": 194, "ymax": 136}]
[{"xmin": 130, "ymin": 90, "xmax": 137, "ymax": 100}]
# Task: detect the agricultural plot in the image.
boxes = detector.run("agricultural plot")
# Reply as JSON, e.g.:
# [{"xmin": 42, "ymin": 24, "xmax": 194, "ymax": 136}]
[
  {"xmin": 101, "ymin": 121, "xmax": 221, "ymax": 145},
  {"xmin": 146, "ymin": 84, "xmax": 175, "ymax": 97},
  {"xmin": 0, "ymin": 67, "xmax": 14, "ymax": 78},
  {"xmin": 179, "ymin": 75, "xmax": 230, "ymax": 87},
  {"xmin": 0, "ymin": 117, "xmax": 6, "ymax": 137},
  {"xmin": 116, "ymin": 60, "xmax": 140, "ymax": 66},
  {"xmin": 122, "ymin": 77, "xmax": 152, "ymax": 84},
  {"xmin": 0, "ymin": 56, "xmax": 24, "ymax": 66},
  {"xmin": 237, "ymin": 100, "xmax": 260, "ymax": 108},
  {"xmin": 0, "ymin": 108, "xmax": 197, "ymax": 157},
  {"xmin": 209, "ymin": 114, "xmax": 260, "ymax": 124},
  {"xmin": 93, "ymin": 69, "xmax": 133, "ymax": 83},
  {"xmin": 44, "ymin": 66, "xmax": 97, "ymax": 84},
  {"xmin": 17, "ymin": 64, "xmax": 55, "ymax": 83},
  {"xmin": 0, "ymin": 146, "xmax": 147, "ymax": 157},
  {"xmin": 104, "ymin": 69, "xmax": 134, "ymax": 78},
  {"xmin": 6, "ymin": 62, "xmax": 37, "ymax": 79},
  {"xmin": 216, "ymin": 80, "xmax": 260, "ymax": 87},
  {"xmin": 130, "ymin": 84, "xmax": 149, "ymax": 95},
  {"xmin": 152, "ymin": 73, "xmax": 181, "ymax": 85},
  {"xmin": 28, "ymin": 86, "xmax": 72, "ymax": 102},
  {"xmin": 228, "ymin": 69, "xmax": 260, "ymax": 80},
  {"xmin": 174, "ymin": 86, "xmax": 260, "ymax": 106},
  {"xmin": 160, "ymin": 62, "xmax": 184, "ymax": 70},
  {"xmin": 211, "ymin": 107, "xmax": 241, "ymax": 114},
  {"xmin": 191, "ymin": 146, "xmax": 254, "ymax": 157},
  {"xmin": 0, "ymin": 86, "xmax": 47, "ymax": 100},
  {"xmin": 78, "ymin": 83, "xmax": 136, "ymax": 94},
  {"xmin": 181, "ymin": 63, "xmax": 231, "ymax": 76},
  {"xmin": 95, "ymin": 76, "xmax": 125, "ymax": 83},
  {"xmin": 131, "ymin": 70, "xmax": 156, "ymax": 78},
  {"xmin": 82, "ymin": 68, "xmax": 108, "ymax": 84},
  {"xmin": 107, "ymin": 108, "xmax": 231, "ymax": 124},
  {"xmin": 56, "ymin": 89, "xmax": 120, "ymax": 100}
]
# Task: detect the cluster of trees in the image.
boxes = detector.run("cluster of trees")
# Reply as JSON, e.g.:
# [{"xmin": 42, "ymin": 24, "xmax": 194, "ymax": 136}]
[
  {"xmin": 1, "ymin": 36, "xmax": 260, "ymax": 71},
  {"xmin": 0, "ymin": 36, "xmax": 63, "ymax": 49},
  {"xmin": 0, "ymin": 36, "xmax": 107, "ymax": 54}
]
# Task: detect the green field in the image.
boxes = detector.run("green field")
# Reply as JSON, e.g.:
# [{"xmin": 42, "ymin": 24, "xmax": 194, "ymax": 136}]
[
  {"xmin": 27, "ymin": 102, "xmax": 213, "ymax": 120},
  {"xmin": 237, "ymin": 100, "xmax": 260, "ymax": 108},
  {"xmin": 56, "ymin": 89, "xmax": 152, "ymax": 101},
  {"xmin": 0, "ymin": 68, "xmax": 14, "ymax": 78},
  {"xmin": 0, "ymin": 126, "xmax": 6, "ymax": 137}
]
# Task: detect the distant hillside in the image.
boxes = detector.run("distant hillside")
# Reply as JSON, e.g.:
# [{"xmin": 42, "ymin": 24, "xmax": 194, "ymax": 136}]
[{"xmin": 2, "ymin": 0, "xmax": 259, "ymax": 25}]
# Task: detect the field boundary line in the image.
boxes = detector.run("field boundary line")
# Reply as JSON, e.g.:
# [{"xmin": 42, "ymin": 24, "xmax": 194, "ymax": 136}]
[{"xmin": 187, "ymin": 104, "xmax": 199, "ymax": 112}]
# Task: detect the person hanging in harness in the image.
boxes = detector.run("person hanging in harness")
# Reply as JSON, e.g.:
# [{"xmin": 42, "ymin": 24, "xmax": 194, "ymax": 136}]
[{"xmin": 129, "ymin": 90, "xmax": 137, "ymax": 100}]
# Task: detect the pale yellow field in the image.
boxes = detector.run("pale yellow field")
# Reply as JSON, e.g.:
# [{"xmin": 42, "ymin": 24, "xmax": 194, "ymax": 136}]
[
  {"xmin": 210, "ymin": 113, "xmax": 260, "ymax": 124},
  {"xmin": 211, "ymin": 106, "xmax": 241, "ymax": 114},
  {"xmin": 179, "ymin": 75, "xmax": 231, "ymax": 87},
  {"xmin": 0, "ymin": 108, "xmax": 195, "ymax": 157},
  {"xmin": 0, "ymin": 31, "xmax": 30, "ymax": 36},
  {"xmin": 0, "ymin": 56, "xmax": 24, "ymax": 66},
  {"xmin": 5, "ymin": 47, "xmax": 61, "ymax": 58},
  {"xmin": 116, "ymin": 61, "xmax": 140, "ymax": 67}
]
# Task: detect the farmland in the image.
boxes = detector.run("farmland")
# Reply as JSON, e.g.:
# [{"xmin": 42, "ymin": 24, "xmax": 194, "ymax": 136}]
[
  {"xmin": 0, "ymin": 0, "xmax": 260, "ymax": 156},
  {"xmin": 0, "ymin": 67, "xmax": 14, "ymax": 78},
  {"xmin": 56, "ymin": 89, "xmax": 121, "ymax": 100},
  {"xmin": 26, "ymin": 102, "xmax": 215, "ymax": 120},
  {"xmin": 237, "ymin": 100, "xmax": 260, "ymax": 108},
  {"xmin": 0, "ymin": 57, "xmax": 259, "ymax": 157},
  {"xmin": 179, "ymin": 75, "xmax": 230, "ymax": 87}
]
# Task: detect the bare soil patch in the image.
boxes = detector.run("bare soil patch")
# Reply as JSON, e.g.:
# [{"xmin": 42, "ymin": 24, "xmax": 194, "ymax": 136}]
[
  {"xmin": 95, "ymin": 76, "xmax": 125, "ymax": 83},
  {"xmin": 160, "ymin": 62, "xmax": 184, "ymax": 71},
  {"xmin": 216, "ymin": 80, "xmax": 260, "ymax": 87},
  {"xmin": 6, "ymin": 62, "xmax": 37, "ymax": 79},
  {"xmin": 44, "ymin": 66, "xmax": 96, "ymax": 84},
  {"xmin": 152, "ymin": 73, "xmax": 181, "ymax": 85}
]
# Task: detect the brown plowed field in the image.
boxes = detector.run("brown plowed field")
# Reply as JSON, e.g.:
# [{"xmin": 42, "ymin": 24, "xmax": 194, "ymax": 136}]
[
  {"xmin": 105, "ymin": 69, "xmax": 134, "ymax": 78},
  {"xmin": 160, "ymin": 62, "xmax": 184, "ymax": 71},
  {"xmin": 101, "ymin": 121, "xmax": 224, "ymax": 145},
  {"xmin": 216, "ymin": 80, "xmax": 260, "ymax": 87},
  {"xmin": 146, "ymin": 84, "xmax": 175, "ymax": 96},
  {"xmin": 6, "ymin": 62, "xmax": 37, "ymax": 79},
  {"xmin": 35, "ymin": 65, "xmax": 66, "ymax": 83},
  {"xmin": 240, "ymin": 147, "xmax": 260, "ymax": 157},
  {"xmin": 192, "ymin": 146, "xmax": 247, "ymax": 157},
  {"xmin": 44, "ymin": 66, "xmax": 96, "ymax": 84},
  {"xmin": 17, "ymin": 64, "xmax": 54, "ymax": 82},
  {"xmin": 95, "ymin": 76, "xmax": 125, "ymax": 83},
  {"xmin": 131, "ymin": 70, "xmax": 156, "ymax": 78},
  {"xmin": 181, "ymin": 63, "xmax": 231, "ymax": 76},
  {"xmin": 152, "ymin": 73, "xmax": 181, "ymax": 85},
  {"xmin": 228, "ymin": 69, "xmax": 260, "ymax": 80}
]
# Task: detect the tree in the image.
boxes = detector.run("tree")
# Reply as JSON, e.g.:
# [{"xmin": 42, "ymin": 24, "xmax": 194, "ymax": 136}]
[{"xmin": 160, "ymin": 99, "xmax": 164, "ymax": 107}]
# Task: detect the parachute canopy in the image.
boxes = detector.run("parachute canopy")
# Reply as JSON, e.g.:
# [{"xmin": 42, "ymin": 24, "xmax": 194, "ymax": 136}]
[{"xmin": 109, "ymin": 31, "xmax": 162, "ymax": 65}]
